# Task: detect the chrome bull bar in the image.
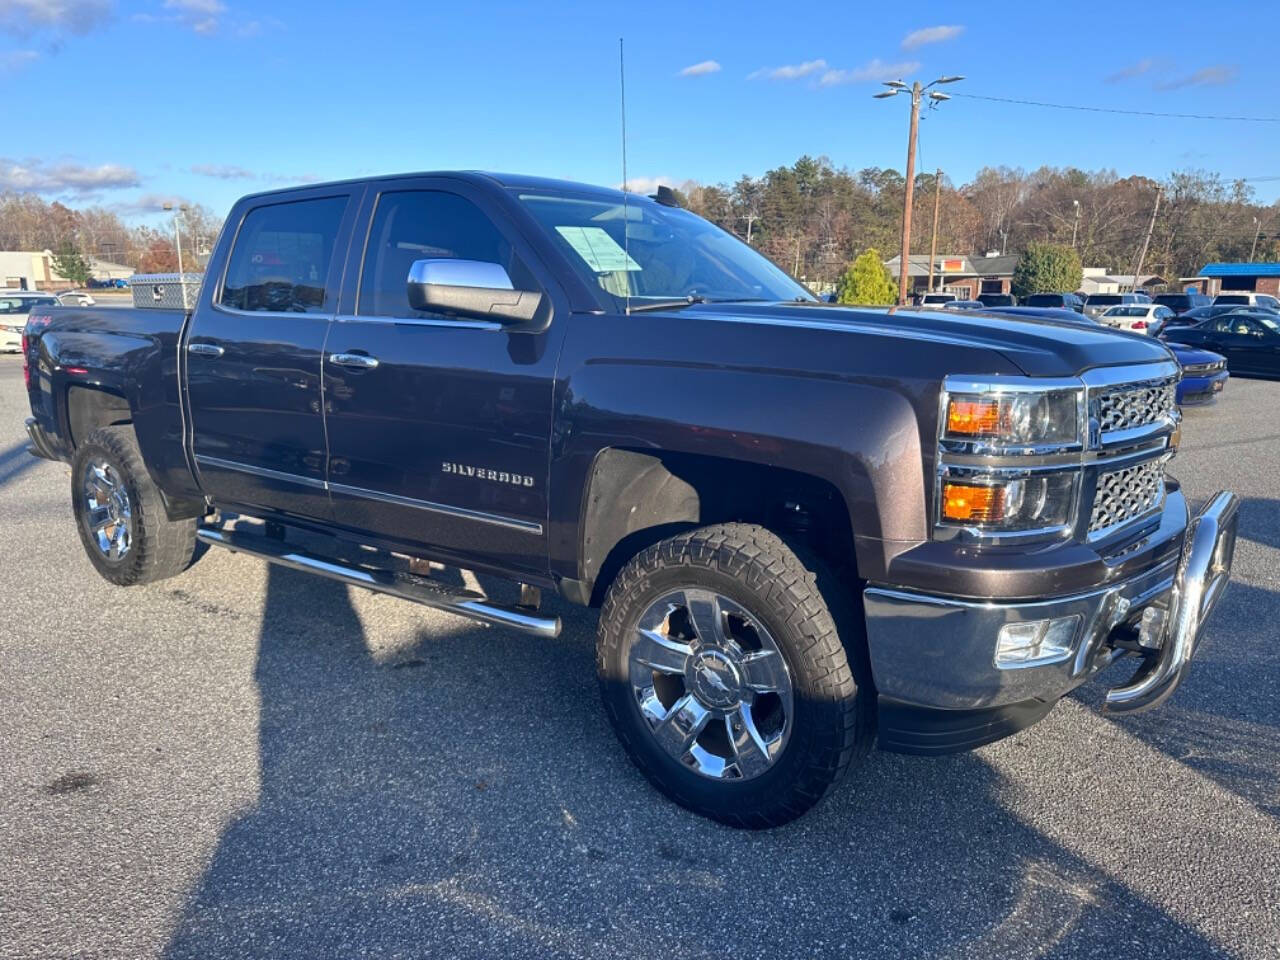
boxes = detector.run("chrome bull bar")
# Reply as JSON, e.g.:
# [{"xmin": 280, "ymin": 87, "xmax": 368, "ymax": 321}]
[{"xmin": 1103, "ymin": 490, "xmax": 1240, "ymax": 714}]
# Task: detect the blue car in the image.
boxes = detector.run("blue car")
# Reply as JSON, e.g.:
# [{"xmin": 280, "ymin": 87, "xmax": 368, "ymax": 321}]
[{"xmin": 1165, "ymin": 342, "xmax": 1228, "ymax": 405}]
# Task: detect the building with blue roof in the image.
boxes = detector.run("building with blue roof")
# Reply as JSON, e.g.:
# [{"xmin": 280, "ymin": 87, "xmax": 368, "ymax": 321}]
[{"xmin": 1195, "ymin": 262, "xmax": 1280, "ymax": 297}]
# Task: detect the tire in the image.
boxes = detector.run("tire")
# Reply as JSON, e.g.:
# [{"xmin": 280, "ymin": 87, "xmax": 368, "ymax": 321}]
[
  {"xmin": 71, "ymin": 426, "xmax": 198, "ymax": 586},
  {"xmin": 597, "ymin": 523, "xmax": 874, "ymax": 828}
]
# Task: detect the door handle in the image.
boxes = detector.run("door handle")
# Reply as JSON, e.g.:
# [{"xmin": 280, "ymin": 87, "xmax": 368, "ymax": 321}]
[
  {"xmin": 328, "ymin": 352, "xmax": 380, "ymax": 370},
  {"xmin": 188, "ymin": 342, "xmax": 225, "ymax": 358}
]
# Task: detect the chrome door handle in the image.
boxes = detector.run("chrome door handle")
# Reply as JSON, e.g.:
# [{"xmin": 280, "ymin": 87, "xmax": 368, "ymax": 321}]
[
  {"xmin": 328, "ymin": 352, "xmax": 379, "ymax": 370},
  {"xmin": 188, "ymin": 342, "xmax": 225, "ymax": 358}
]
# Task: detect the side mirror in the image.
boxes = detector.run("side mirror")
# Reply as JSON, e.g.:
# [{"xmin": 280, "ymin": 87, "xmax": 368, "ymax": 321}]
[{"xmin": 406, "ymin": 259, "xmax": 542, "ymax": 324}]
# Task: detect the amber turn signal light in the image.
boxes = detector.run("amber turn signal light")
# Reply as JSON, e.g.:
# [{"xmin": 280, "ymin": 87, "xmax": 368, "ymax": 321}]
[
  {"xmin": 942, "ymin": 482, "xmax": 1005, "ymax": 523},
  {"xmin": 946, "ymin": 398, "xmax": 1003, "ymax": 436}
]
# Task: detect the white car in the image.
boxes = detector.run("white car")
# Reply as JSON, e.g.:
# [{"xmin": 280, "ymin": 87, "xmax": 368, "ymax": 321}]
[
  {"xmin": 1100, "ymin": 303, "xmax": 1175, "ymax": 336},
  {"xmin": 0, "ymin": 292, "xmax": 59, "ymax": 352},
  {"xmin": 57, "ymin": 291, "xmax": 96, "ymax": 307}
]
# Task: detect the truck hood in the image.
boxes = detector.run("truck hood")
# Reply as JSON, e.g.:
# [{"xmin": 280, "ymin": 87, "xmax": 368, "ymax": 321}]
[{"xmin": 687, "ymin": 302, "xmax": 1174, "ymax": 378}]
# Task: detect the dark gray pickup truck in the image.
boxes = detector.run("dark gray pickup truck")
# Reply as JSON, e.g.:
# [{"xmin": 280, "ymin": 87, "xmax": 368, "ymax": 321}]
[{"xmin": 22, "ymin": 172, "xmax": 1239, "ymax": 827}]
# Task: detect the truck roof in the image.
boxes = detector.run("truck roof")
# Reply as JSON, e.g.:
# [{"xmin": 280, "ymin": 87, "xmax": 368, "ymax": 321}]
[{"xmin": 235, "ymin": 170, "xmax": 632, "ymax": 204}]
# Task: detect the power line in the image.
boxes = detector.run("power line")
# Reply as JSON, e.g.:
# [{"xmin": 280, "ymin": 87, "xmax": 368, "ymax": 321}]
[{"xmin": 950, "ymin": 92, "xmax": 1280, "ymax": 123}]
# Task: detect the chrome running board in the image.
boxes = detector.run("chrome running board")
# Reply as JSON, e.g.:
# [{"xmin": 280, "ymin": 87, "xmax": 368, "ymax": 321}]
[{"xmin": 196, "ymin": 527, "xmax": 561, "ymax": 639}]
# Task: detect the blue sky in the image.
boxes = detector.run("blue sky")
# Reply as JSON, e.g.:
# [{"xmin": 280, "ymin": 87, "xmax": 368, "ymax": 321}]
[{"xmin": 3, "ymin": 0, "xmax": 1279, "ymax": 225}]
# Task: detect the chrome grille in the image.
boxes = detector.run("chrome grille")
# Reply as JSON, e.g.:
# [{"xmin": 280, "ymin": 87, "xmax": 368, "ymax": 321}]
[
  {"xmin": 1094, "ymin": 379, "xmax": 1177, "ymax": 434},
  {"xmin": 1090, "ymin": 458, "xmax": 1166, "ymax": 536}
]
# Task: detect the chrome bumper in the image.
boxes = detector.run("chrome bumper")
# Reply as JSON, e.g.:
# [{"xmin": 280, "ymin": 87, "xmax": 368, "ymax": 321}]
[
  {"xmin": 1102, "ymin": 490, "xmax": 1239, "ymax": 713},
  {"xmin": 863, "ymin": 490, "xmax": 1239, "ymax": 714}
]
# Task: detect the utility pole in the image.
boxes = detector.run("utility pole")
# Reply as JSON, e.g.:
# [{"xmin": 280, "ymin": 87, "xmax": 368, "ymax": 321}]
[
  {"xmin": 1071, "ymin": 199, "xmax": 1081, "ymax": 248},
  {"xmin": 874, "ymin": 75, "xmax": 962, "ymax": 305},
  {"xmin": 1250, "ymin": 217, "xmax": 1261, "ymax": 262},
  {"xmin": 927, "ymin": 168, "xmax": 942, "ymax": 293},
  {"xmin": 1128, "ymin": 187, "xmax": 1161, "ymax": 293},
  {"xmin": 897, "ymin": 83, "xmax": 922, "ymax": 305}
]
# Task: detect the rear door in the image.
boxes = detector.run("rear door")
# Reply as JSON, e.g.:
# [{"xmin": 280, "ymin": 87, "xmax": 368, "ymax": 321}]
[
  {"xmin": 186, "ymin": 189, "xmax": 360, "ymax": 520},
  {"xmin": 321, "ymin": 177, "xmax": 567, "ymax": 577}
]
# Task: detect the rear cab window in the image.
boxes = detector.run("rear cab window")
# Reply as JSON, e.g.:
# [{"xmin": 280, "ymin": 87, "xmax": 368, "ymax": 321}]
[{"xmin": 219, "ymin": 196, "xmax": 348, "ymax": 313}]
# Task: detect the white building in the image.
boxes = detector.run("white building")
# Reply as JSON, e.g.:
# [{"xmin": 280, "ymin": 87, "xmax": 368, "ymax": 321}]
[{"xmin": 0, "ymin": 250, "xmax": 133, "ymax": 290}]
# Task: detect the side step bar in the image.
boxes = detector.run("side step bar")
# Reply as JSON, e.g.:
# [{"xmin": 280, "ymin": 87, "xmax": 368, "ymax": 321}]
[{"xmin": 196, "ymin": 527, "xmax": 561, "ymax": 639}]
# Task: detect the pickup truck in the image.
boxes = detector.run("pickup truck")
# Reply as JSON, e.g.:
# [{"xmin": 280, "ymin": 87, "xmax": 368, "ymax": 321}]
[{"xmin": 22, "ymin": 172, "xmax": 1240, "ymax": 828}]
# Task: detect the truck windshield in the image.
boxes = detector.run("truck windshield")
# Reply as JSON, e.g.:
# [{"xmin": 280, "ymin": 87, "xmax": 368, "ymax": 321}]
[{"xmin": 516, "ymin": 191, "xmax": 813, "ymax": 308}]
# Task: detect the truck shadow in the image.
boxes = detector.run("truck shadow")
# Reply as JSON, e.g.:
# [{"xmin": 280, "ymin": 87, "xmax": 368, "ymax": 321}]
[
  {"xmin": 1075, "ymin": 577, "xmax": 1280, "ymax": 822},
  {"xmin": 163, "ymin": 565, "xmax": 1228, "ymax": 959},
  {"xmin": 0, "ymin": 439, "xmax": 40, "ymax": 488}
]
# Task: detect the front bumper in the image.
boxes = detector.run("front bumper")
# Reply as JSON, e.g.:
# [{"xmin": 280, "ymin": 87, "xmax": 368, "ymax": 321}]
[
  {"xmin": 865, "ymin": 490, "xmax": 1239, "ymax": 752},
  {"xmin": 1177, "ymin": 371, "xmax": 1228, "ymax": 405}
]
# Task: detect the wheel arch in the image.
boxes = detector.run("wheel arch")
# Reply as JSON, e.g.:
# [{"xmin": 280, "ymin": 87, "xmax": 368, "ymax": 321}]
[{"xmin": 568, "ymin": 447, "xmax": 859, "ymax": 607}]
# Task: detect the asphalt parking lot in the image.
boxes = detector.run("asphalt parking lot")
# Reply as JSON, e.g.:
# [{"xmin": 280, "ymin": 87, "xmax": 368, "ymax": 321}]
[{"xmin": 1, "ymin": 355, "xmax": 1277, "ymax": 960}]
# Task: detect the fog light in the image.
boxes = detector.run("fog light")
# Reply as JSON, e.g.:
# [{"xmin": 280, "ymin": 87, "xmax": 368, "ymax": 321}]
[{"xmin": 995, "ymin": 615, "xmax": 1081, "ymax": 668}]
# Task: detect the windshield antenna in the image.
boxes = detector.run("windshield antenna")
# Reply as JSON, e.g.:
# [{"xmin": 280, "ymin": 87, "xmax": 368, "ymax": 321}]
[{"xmin": 619, "ymin": 36, "xmax": 630, "ymax": 317}]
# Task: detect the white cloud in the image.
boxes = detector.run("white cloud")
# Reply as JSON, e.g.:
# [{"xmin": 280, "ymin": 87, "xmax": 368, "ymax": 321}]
[
  {"xmin": 1106, "ymin": 57, "xmax": 1156, "ymax": 83},
  {"xmin": 162, "ymin": 0, "xmax": 225, "ymax": 33},
  {"xmin": 678, "ymin": 59, "xmax": 720, "ymax": 77},
  {"xmin": 163, "ymin": 0, "xmax": 223, "ymax": 13},
  {"xmin": 617, "ymin": 176, "xmax": 673, "ymax": 195},
  {"xmin": 190, "ymin": 162, "xmax": 254, "ymax": 179},
  {"xmin": 902, "ymin": 25, "xmax": 964, "ymax": 50},
  {"xmin": 818, "ymin": 59, "xmax": 920, "ymax": 86},
  {"xmin": 0, "ymin": 157, "xmax": 139, "ymax": 193},
  {"xmin": 748, "ymin": 58, "xmax": 827, "ymax": 81},
  {"xmin": 1155, "ymin": 64, "xmax": 1238, "ymax": 90},
  {"xmin": 0, "ymin": 47, "xmax": 38, "ymax": 69},
  {"xmin": 0, "ymin": 0, "xmax": 113, "ymax": 37}
]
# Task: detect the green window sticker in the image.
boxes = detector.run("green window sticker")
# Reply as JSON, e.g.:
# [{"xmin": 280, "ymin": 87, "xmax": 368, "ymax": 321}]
[{"xmin": 554, "ymin": 226, "xmax": 641, "ymax": 273}]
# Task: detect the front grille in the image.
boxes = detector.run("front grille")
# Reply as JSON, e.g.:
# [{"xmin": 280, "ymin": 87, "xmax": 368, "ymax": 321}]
[
  {"xmin": 1094, "ymin": 379, "xmax": 1177, "ymax": 434},
  {"xmin": 1090, "ymin": 458, "xmax": 1166, "ymax": 536}
]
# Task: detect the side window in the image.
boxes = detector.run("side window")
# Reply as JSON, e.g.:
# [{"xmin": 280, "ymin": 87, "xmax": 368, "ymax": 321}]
[
  {"xmin": 220, "ymin": 196, "xmax": 347, "ymax": 314},
  {"xmin": 358, "ymin": 190, "xmax": 533, "ymax": 318}
]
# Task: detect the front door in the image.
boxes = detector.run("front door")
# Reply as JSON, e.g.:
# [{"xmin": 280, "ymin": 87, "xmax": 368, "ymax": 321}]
[
  {"xmin": 321, "ymin": 179, "xmax": 566, "ymax": 577},
  {"xmin": 186, "ymin": 190, "xmax": 358, "ymax": 520}
]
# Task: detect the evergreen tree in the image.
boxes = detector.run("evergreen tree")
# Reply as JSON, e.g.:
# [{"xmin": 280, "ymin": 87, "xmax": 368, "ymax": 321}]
[
  {"xmin": 50, "ymin": 241, "xmax": 93, "ymax": 288},
  {"xmin": 1011, "ymin": 242, "xmax": 1083, "ymax": 297},
  {"xmin": 836, "ymin": 248, "xmax": 896, "ymax": 305}
]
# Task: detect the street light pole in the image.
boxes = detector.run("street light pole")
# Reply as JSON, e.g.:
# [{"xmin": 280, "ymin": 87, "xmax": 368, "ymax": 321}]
[
  {"xmin": 1071, "ymin": 199, "xmax": 1081, "ymax": 248},
  {"xmin": 927, "ymin": 168, "xmax": 942, "ymax": 293},
  {"xmin": 163, "ymin": 202, "xmax": 188, "ymax": 275},
  {"xmin": 1250, "ymin": 217, "xmax": 1261, "ymax": 262},
  {"xmin": 875, "ymin": 75, "xmax": 962, "ymax": 305}
]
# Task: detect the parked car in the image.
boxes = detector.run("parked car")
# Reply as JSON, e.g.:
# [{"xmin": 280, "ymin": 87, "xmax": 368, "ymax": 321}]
[
  {"xmin": 1099, "ymin": 303, "xmax": 1175, "ymax": 336},
  {"xmin": 1153, "ymin": 292, "xmax": 1212, "ymax": 314},
  {"xmin": 1021, "ymin": 292, "xmax": 1084, "ymax": 312},
  {"xmin": 1164, "ymin": 342, "xmax": 1229, "ymax": 404},
  {"xmin": 1162, "ymin": 309, "xmax": 1280, "ymax": 378},
  {"xmin": 57, "ymin": 291, "xmax": 96, "ymax": 307},
  {"xmin": 1212, "ymin": 292, "xmax": 1280, "ymax": 311},
  {"xmin": 941, "ymin": 299, "xmax": 985, "ymax": 310},
  {"xmin": 1083, "ymin": 292, "xmax": 1149, "ymax": 319},
  {"xmin": 919, "ymin": 292, "xmax": 957, "ymax": 305},
  {"xmin": 978, "ymin": 306, "xmax": 1094, "ymax": 325},
  {"xmin": 0, "ymin": 292, "xmax": 59, "ymax": 351},
  {"xmin": 21, "ymin": 171, "xmax": 1240, "ymax": 827},
  {"xmin": 976, "ymin": 292, "xmax": 1016, "ymax": 307}
]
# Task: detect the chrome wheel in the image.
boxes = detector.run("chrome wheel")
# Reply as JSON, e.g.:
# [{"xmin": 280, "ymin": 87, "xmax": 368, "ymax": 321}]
[
  {"xmin": 82, "ymin": 458, "xmax": 132, "ymax": 560},
  {"xmin": 629, "ymin": 589, "xmax": 794, "ymax": 781}
]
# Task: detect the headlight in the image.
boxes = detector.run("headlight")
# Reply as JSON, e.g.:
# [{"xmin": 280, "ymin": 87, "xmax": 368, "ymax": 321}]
[
  {"xmin": 942, "ymin": 389, "xmax": 1081, "ymax": 448},
  {"xmin": 939, "ymin": 472, "xmax": 1078, "ymax": 532}
]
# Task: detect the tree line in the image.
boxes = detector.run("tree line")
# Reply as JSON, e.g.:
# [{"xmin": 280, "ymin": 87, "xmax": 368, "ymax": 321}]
[
  {"xmin": 675, "ymin": 157, "xmax": 1279, "ymax": 289},
  {"xmin": 5, "ymin": 156, "xmax": 1276, "ymax": 289},
  {"xmin": 0, "ymin": 192, "xmax": 223, "ymax": 276}
]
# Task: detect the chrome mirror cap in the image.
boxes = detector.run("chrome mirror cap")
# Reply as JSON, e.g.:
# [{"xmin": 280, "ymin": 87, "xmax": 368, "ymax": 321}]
[{"xmin": 407, "ymin": 258, "xmax": 514, "ymax": 291}]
